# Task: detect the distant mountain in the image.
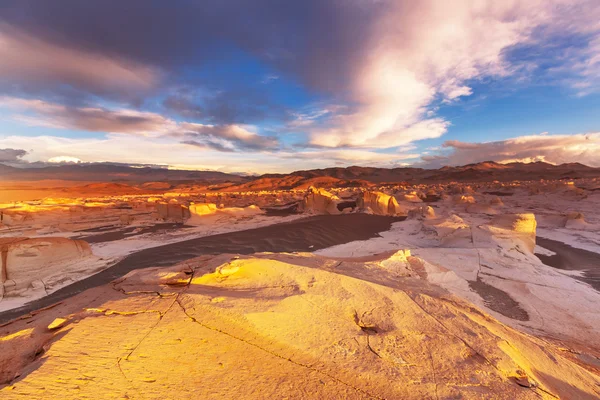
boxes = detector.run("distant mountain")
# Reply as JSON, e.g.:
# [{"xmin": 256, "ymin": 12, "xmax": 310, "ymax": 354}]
[
  {"xmin": 2, "ymin": 161, "xmax": 598, "ymax": 190},
  {"xmin": 0, "ymin": 163, "xmax": 248, "ymax": 183},
  {"xmin": 225, "ymin": 161, "xmax": 600, "ymax": 191}
]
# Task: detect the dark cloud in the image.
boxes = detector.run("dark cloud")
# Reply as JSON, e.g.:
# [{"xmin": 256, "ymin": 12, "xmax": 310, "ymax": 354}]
[
  {"xmin": 0, "ymin": 0, "xmax": 380, "ymax": 102},
  {"xmin": 0, "ymin": 147, "xmax": 27, "ymax": 163}
]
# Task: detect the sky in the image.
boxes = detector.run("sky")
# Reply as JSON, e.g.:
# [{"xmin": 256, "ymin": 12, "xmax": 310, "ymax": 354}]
[{"xmin": 0, "ymin": 0, "xmax": 599, "ymax": 174}]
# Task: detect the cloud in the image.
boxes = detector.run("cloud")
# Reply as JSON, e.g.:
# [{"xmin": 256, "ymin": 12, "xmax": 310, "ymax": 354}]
[
  {"xmin": 1, "ymin": 97, "xmax": 173, "ymax": 135},
  {"xmin": 303, "ymin": 1, "xmax": 600, "ymax": 149},
  {"xmin": 0, "ymin": 147, "xmax": 27, "ymax": 163},
  {"xmin": 0, "ymin": 0, "xmax": 599, "ymax": 168},
  {"xmin": 0, "ymin": 23, "xmax": 160, "ymax": 101},
  {"xmin": 421, "ymin": 133, "xmax": 600, "ymax": 167},
  {"xmin": 0, "ymin": 97, "xmax": 278, "ymax": 151},
  {"xmin": 164, "ymin": 87, "xmax": 291, "ymax": 125},
  {"xmin": 177, "ymin": 123, "xmax": 279, "ymax": 151}
]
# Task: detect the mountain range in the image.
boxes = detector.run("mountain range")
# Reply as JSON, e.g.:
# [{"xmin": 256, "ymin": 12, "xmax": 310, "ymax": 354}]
[{"xmin": 1, "ymin": 161, "xmax": 599, "ymax": 190}]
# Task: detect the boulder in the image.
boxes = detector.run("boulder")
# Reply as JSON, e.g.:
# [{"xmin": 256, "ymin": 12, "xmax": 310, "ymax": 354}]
[{"xmin": 564, "ymin": 212, "xmax": 587, "ymax": 229}]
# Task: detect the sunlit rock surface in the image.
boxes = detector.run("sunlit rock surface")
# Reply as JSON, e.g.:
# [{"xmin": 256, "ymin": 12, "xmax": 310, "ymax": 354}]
[
  {"xmin": 1, "ymin": 253, "xmax": 599, "ymax": 399},
  {"xmin": 358, "ymin": 191, "xmax": 405, "ymax": 216},
  {"xmin": 297, "ymin": 186, "xmax": 342, "ymax": 215}
]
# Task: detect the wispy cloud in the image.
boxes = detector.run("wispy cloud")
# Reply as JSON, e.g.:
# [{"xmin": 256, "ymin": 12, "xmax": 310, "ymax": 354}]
[{"xmin": 0, "ymin": 97, "xmax": 279, "ymax": 152}]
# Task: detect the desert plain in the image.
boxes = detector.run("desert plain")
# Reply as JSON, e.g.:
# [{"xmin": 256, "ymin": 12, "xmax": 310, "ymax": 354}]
[{"xmin": 1, "ymin": 161, "xmax": 600, "ymax": 399}]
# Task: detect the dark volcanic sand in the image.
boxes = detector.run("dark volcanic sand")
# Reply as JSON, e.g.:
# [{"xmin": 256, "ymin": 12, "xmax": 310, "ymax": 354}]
[
  {"xmin": 73, "ymin": 223, "xmax": 190, "ymax": 244},
  {"xmin": 536, "ymin": 237, "xmax": 600, "ymax": 292},
  {"xmin": 0, "ymin": 214, "xmax": 401, "ymax": 323},
  {"xmin": 468, "ymin": 277, "xmax": 529, "ymax": 321}
]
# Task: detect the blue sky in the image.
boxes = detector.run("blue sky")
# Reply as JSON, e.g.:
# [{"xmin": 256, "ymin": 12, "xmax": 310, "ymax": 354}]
[{"xmin": 0, "ymin": 0, "xmax": 599, "ymax": 172}]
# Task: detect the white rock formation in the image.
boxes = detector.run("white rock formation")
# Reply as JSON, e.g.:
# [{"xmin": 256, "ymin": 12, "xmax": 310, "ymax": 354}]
[
  {"xmin": 189, "ymin": 203, "xmax": 218, "ymax": 216},
  {"xmin": 401, "ymin": 192, "xmax": 423, "ymax": 203},
  {"xmin": 565, "ymin": 212, "xmax": 587, "ymax": 229},
  {"xmin": 299, "ymin": 187, "xmax": 341, "ymax": 215},
  {"xmin": 358, "ymin": 191, "xmax": 405, "ymax": 216},
  {"xmin": 488, "ymin": 213, "xmax": 537, "ymax": 252},
  {"xmin": 407, "ymin": 205, "xmax": 436, "ymax": 220},
  {"xmin": 453, "ymin": 195, "xmax": 476, "ymax": 204},
  {"xmin": 1, "ymin": 237, "xmax": 92, "ymax": 292}
]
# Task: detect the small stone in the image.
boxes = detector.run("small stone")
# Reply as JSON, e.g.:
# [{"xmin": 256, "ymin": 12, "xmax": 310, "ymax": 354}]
[
  {"xmin": 47, "ymin": 317, "xmax": 68, "ymax": 330},
  {"xmin": 515, "ymin": 376, "xmax": 536, "ymax": 388}
]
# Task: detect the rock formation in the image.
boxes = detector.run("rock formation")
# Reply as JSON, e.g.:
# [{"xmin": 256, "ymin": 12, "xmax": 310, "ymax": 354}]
[
  {"xmin": 1, "ymin": 238, "xmax": 92, "ymax": 294},
  {"xmin": 565, "ymin": 212, "xmax": 587, "ymax": 229},
  {"xmin": 1, "ymin": 253, "xmax": 599, "ymax": 399},
  {"xmin": 155, "ymin": 203, "xmax": 190, "ymax": 222},
  {"xmin": 489, "ymin": 213, "xmax": 537, "ymax": 252},
  {"xmin": 407, "ymin": 205, "xmax": 436, "ymax": 220},
  {"xmin": 358, "ymin": 191, "xmax": 405, "ymax": 216},
  {"xmin": 299, "ymin": 187, "xmax": 341, "ymax": 215},
  {"xmin": 189, "ymin": 203, "xmax": 218, "ymax": 216}
]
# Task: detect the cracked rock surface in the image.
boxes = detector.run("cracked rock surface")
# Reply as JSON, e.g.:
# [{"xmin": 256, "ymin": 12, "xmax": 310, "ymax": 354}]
[{"xmin": 1, "ymin": 252, "xmax": 599, "ymax": 399}]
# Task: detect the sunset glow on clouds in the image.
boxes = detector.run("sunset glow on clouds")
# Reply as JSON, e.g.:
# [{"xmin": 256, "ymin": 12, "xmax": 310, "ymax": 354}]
[{"xmin": 0, "ymin": 0, "xmax": 599, "ymax": 172}]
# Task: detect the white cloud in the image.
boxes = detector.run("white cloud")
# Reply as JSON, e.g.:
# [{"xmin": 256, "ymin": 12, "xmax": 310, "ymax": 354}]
[{"xmin": 306, "ymin": 0, "xmax": 600, "ymax": 149}]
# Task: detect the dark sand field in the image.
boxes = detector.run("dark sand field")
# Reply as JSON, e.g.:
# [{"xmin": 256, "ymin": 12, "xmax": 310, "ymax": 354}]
[{"xmin": 536, "ymin": 237, "xmax": 600, "ymax": 292}]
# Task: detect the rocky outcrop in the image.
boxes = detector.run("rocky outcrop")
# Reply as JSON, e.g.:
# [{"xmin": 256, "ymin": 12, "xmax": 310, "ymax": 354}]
[
  {"xmin": 189, "ymin": 203, "xmax": 218, "ymax": 216},
  {"xmin": 155, "ymin": 203, "xmax": 190, "ymax": 222},
  {"xmin": 453, "ymin": 195, "xmax": 476, "ymax": 204},
  {"xmin": 299, "ymin": 187, "xmax": 341, "ymax": 215},
  {"xmin": 1, "ymin": 237, "xmax": 92, "ymax": 292},
  {"xmin": 407, "ymin": 205, "xmax": 436, "ymax": 220},
  {"xmin": 489, "ymin": 213, "xmax": 537, "ymax": 252},
  {"xmin": 358, "ymin": 191, "xmax": 405, "ymax": 216},
  {"xmin": 401, "ymin": 192, "xmax": 423, "ymax": 203},
  {"xmin": 489, "ymin": 196, "xmax": 504, "ymax": 207},
  {"xmin": 565, "ymin": 212, "xmax": 587, "ymax": 229},
  {"xmin": 2, "ymin": 253, "xmax": 599, "ymax": 399}
]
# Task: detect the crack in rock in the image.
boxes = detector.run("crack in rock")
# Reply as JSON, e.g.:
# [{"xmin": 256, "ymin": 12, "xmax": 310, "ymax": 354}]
[{"xmin": 175, "ymin": 297, "xmax": 384, "ymax": 399}]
